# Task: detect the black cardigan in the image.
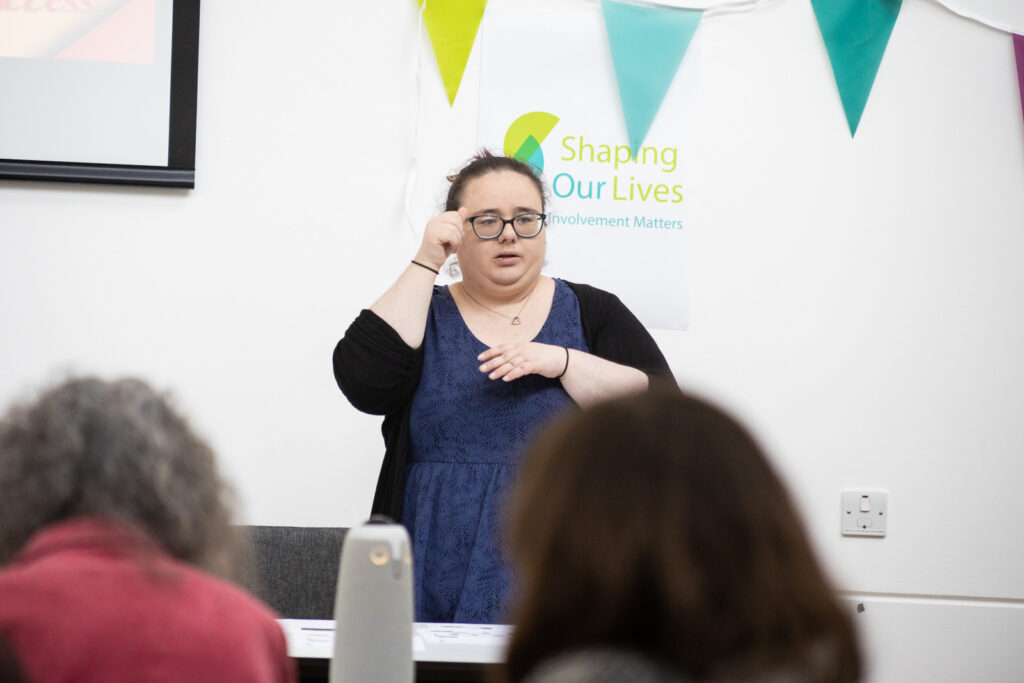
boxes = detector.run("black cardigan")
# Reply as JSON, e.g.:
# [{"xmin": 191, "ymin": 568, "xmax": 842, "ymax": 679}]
[{"xmin": 333, "ymin": 281, "xmax": 673, "ymax": 520}]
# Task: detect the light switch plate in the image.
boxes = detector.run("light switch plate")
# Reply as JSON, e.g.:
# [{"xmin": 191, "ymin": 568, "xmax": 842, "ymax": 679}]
[{"xmin": 842, "ymin": 490, "xmax": 887, "ymax": 537}]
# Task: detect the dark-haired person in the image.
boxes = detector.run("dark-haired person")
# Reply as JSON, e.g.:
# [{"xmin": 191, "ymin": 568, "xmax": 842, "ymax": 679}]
[
  {"xmin": 333, "ymin": 153, "xmax": 673, "ymax": 624},
  {"xmin": 502, "ymin": 386, "xmax": 861, "ymax": 683},
  {"xmin": 0, "ymin": 377, "xmax": 296, "ymax": 683},
  {"xmin": 0, "ymin": 632, "xmax": 27, "ymax": 683}
]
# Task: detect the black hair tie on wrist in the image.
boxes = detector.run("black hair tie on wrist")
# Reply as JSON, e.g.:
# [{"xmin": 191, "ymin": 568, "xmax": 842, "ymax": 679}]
[
  {"xmin": 556, "ymin": 347, "xmax": 570, "ymax": 379},
  {"xmin": 410, "ymin": 260, "xmax": 440, "ymax": 275}
]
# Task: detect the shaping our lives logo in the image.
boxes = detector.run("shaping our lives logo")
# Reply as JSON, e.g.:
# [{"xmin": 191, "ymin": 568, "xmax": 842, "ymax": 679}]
[
  {"xmin": 503, "ymin": 111, "xmax": 560, "ymax": 172},
  {"xmin": 503, "ymin": 110, "xmax": 684, "ymax": 211}
]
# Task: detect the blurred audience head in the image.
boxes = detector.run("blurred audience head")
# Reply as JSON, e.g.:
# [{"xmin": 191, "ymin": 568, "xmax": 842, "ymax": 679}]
[
  {"xmin": 504, "ymin": 385, "xmax": 860, "ymax": 682},
  {"xmin": 0, "ymin": 376, "xmax": 239, "ymax": 577},
  {"xmin": 0, "ymin": 631, "xmax": 27, "ymax": 683}
]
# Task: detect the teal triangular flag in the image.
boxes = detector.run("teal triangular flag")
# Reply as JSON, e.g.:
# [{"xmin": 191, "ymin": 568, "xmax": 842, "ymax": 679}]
[
  {"xmin": 811, "ymin": 0, "xmax": 902, "ymax": 137},
  {"xmin": 601, "ymin": 0, "xmax": 702, "ymax": 157}
]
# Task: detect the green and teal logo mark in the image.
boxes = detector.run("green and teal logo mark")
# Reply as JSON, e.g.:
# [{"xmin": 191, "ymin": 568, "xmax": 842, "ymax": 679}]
[{"xmin": 504, "ymin": 112, "xmax": 559, "ymax": 172}]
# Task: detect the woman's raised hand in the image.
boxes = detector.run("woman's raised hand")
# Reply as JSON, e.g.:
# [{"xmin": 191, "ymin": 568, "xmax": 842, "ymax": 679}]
[
  {"xmin": 368, "ymin": 208, "xmax": 468, "ymax": 347},
  {"xmin": 415, "ymin": 208, "xmax": 467, "ymax": 271}
]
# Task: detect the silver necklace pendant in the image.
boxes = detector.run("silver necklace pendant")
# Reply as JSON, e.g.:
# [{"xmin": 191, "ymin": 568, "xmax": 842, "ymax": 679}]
[{"xmin": 511, "ymin": 317, "xmax": 521, "ymax": 325}]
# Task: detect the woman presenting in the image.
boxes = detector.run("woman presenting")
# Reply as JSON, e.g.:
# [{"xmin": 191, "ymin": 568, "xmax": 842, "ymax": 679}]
[{"xmin": 333, "ymin": 153, "xmax": 673, "ymax": 623}]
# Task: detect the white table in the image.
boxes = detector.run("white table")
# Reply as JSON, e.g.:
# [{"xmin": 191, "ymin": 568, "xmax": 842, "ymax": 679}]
[{"xmin": 278, "ymin": 619, "xmax": 511, "ymax": 681}]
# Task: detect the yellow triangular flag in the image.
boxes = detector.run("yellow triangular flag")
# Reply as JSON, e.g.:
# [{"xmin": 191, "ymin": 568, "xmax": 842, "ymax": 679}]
[{"xmin": 418, "ymin": 0, "xmax": 487, "ymax": 106}]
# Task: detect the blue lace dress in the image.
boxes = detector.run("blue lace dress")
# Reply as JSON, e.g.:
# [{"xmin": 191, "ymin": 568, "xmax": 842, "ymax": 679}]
[{"xmin": 403, "ymin": 278, "xmax": 588, "ymax": 624}]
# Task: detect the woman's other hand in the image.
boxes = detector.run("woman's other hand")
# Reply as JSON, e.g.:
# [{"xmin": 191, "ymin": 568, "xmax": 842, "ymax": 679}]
[
  {"xmin": 480, "ymin": 342, "xmax": 649, "ymax": 406},
  {"xmin": 415, "ymin": 208, "xmax": 467, "ymax": 271},
  {"xmin": 478, "ymin": 342, "xmax": 567, "ymax": 382}
]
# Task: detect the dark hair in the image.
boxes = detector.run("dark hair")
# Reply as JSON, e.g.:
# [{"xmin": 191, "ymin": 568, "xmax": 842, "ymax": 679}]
[
  {"xmin": 445, "ymin": 151, "xmax": 548, "ymax": 212},
  {"xmin": 503, "ymin": 386, "xmax": 861, "ymax": 683},
  {"xmin": 0, "ymin": 631, "xmax": 28, "ymax": 683},
  {"xmin": 0, "ymin": 376, "xmax": 241, "ymax": 579}
]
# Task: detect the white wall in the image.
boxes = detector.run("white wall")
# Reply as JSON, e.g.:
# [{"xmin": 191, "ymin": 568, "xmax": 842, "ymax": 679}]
[{"xmin": 1, "ymin": 0, "xmax": 1023, "ymax": 679}]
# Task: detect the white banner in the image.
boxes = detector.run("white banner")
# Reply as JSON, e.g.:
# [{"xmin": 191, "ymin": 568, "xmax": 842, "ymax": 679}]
[{"xmin": 477, "ymin": 6, "xmax": 699, "ymax": 330}]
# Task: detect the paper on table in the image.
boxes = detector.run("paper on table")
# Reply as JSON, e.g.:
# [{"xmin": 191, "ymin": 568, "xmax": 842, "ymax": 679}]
[
  {"xmin": 278, "ymin": 619, "xmax": 335, "ymax": 659},
  {"xmin": 418, "ymin": 623, "xmax": 512, "ymax": 646},
  {"xmin": 277, "ymin": 620, "xmax": 510, "ymax": 661}
]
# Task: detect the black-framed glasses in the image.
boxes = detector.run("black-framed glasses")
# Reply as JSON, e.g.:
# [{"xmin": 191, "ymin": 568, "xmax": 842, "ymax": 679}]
[{"xmin": 466, "ymin": 213, "xmax": 546, "ymax": 240}]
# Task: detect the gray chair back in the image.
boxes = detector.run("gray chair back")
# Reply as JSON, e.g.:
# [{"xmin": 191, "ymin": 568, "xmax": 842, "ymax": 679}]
[{"xmin": 241, "ymin": 526, "xmax": 348, "ymax": 619}]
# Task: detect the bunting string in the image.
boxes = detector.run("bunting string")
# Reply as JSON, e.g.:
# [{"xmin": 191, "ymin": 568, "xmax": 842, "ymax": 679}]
[
  {"xmin": 929, "ymin": 0, "xmax": 1023, "ymax": 35},
  {"xmin": 1014, "ymin": 35, "xmax": 1024, "ymax": 129},
  {"xmin": 583, "ymin": 0, "xmax": 1023, "ymax": 33},
  {"xmin": 581, "ymin": 0, "xmax": 779, "ymax": 20},
  {"xmin": 405, "ymin": 0, "xmax": 429, "ymax": 239},
  {"xmin": 702, "ymin": 0, "xmax": 780, "ymax": 21}
]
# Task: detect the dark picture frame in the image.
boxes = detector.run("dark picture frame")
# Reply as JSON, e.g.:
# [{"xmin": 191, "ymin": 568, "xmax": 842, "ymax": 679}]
[{"xmin": 0, "ymin": 0, "xmax": 200, "ymax": 189}]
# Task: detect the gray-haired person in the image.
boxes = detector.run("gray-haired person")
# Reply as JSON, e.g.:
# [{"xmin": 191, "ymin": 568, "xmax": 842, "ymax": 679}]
[{"xmin": 0, "ymin": 376, "xmax": 296, "ymax": 683}]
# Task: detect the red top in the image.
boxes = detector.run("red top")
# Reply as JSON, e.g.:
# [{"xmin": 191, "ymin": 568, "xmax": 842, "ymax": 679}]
[{"xmin": 0, "ymin": 517, "xmax": 296, "ymax": 683}]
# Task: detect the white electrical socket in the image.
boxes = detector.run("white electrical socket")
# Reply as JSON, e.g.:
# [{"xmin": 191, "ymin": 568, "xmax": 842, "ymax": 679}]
[{"xmin": 841, "ymin": 490, "xmax": 887, "ymax": 537}]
